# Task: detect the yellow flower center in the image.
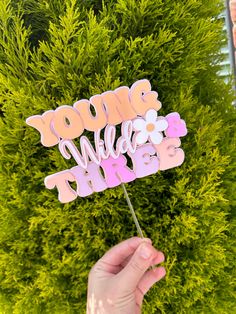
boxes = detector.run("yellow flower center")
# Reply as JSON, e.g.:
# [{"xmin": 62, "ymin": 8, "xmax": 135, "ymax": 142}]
[{"xmin": 146, "ymin": 123, "xmax": 155, "ymax": 132}]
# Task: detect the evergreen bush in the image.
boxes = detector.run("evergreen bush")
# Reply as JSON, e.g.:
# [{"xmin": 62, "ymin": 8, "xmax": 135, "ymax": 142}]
[{"xmin": 0, "ymin": 0, "xmax": 235, "ymax": 313}]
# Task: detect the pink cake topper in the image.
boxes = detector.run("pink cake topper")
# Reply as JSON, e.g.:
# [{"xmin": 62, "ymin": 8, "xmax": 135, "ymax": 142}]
[{"xmin": 26, "ymin": 79, "xmax": 187, "ymax": 203}]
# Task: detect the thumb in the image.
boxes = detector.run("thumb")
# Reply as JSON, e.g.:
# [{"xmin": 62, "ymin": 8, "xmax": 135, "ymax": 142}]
[{"xmin": 115, "ymin": 242, "xmax": 154, "ymax": 292}]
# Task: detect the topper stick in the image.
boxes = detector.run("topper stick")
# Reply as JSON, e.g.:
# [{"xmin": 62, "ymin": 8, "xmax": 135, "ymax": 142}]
[
  {"xmin": 121, "ymin": 183, "xmax": 155, "ymax": 270},
  {"xmin": 121, "ymin": 183, "xmax": 144, "ymax": 238}
]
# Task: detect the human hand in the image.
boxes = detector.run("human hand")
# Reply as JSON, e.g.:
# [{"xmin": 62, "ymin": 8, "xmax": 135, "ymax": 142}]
[{"xmin": 86, "ymin": 237, "xmax": 166, "ymax": 314}]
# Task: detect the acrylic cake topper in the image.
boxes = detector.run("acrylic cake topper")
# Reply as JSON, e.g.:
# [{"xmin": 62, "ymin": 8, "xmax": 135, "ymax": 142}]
[{"xmin": 26, "ymin": 79, "xmax": 187, "ymax": 204}]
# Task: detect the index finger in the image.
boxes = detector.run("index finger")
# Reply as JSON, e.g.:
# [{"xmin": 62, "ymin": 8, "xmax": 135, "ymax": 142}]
[{"xmin": 98, "ymin": 237, "xmax": 152, "ymax": 266}]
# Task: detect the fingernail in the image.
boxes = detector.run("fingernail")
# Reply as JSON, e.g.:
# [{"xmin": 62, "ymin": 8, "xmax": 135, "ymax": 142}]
[
  {"xmin": 159, "ymin": 252, "xmax": 165, "ymax": 263},
  {"xmin": 153, "ymin": 266, "xmax": 166, "ymax": 278},
  {"xmin": 139, "ymin": 244, "xmax": 152, "ymax": 259}
]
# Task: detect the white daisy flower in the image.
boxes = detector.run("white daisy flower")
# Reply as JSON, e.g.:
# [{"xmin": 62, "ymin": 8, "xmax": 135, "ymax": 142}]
[{"xmin": 133, "ymin": 109, "xmax": 168, "ymax": 145}]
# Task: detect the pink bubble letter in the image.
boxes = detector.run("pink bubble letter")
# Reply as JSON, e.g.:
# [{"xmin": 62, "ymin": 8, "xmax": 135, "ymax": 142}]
[
  {"xmin": 44, "ymin": 170, "xmax": 77, "ymax": 203},
  {"xmin": 71, "ymin": 162, "xmax": 107, "ymax": 197},
  {"xmin": 154, "ymin": 138, "xmax": 185, "ymax": 170},
  {"xmin": 165, "ymin": 112, "xmax": 187, "ymax": 138},
  {"xmin": 100, "ymin": 155, "xmax": 136, "ymax": 188},
  {"xmin": 129, "ymin": 143, "xmax": 159, "ymax": 178}
]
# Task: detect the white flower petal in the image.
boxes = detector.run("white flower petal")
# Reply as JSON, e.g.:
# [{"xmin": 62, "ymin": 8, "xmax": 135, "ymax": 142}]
[
  {"xmin": 133, "ymin": 118, "xmax": 146, "ymax": 131},
  {"xmin": 145, "ymin": 109, "xmax": 157, "ymax": 123},
  {"xmin": 149, "ymin": 131, "xmax": 163, "ymax": 144},
  {"xmin": 135, "ymin": 131, "xmax": 149, "ymax": 145},
  {"xmin": 155, "ymin": 118, "xmax": 168, "ymax": 131}
]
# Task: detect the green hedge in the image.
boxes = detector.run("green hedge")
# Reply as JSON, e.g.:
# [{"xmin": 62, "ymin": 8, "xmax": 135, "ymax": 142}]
[{"xmin": 0, "ymin": 0, "xmax": 235, "ymax": 313}]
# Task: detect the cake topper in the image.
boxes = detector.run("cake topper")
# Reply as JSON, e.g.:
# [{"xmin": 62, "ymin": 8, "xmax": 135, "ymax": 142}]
[{"xmin": 26, "ymin": 79, "xmax": 187, "ymax": 240}]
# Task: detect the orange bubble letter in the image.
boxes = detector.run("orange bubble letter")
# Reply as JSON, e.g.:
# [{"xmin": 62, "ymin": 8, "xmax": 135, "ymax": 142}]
[
  {"xmin": 102, "ymin": 87, "xmax": 137, "ymax": 125},
  {"xmin": 26, "ymin": 111, "xmax": 59, "ymax": 147},
  {"xmin": 74, "ymin": 96, "xmax": 107, "ymax": 132},
  {"xmin": 53, "ymin": 105, "xmax": 84, "ymax": 140},
  {"xmin": 130, "ymin": 79, "xmax": 162, "ymax": 115}
]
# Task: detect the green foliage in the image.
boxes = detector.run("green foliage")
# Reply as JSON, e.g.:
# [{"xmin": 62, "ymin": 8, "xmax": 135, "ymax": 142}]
[{"xmin": 0, "ymin": 0, "xmax": 235, "ymax": 313}]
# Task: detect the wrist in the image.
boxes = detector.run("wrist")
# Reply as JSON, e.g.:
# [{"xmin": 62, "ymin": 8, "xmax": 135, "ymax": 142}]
[{"xmin": 87, "ymin": 293, "xmax": 111, "ymax": 314}]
